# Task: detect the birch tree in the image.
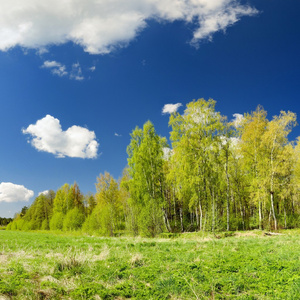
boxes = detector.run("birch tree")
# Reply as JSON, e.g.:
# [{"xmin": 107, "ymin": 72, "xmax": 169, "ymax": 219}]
[
  {"xmin": 260, "ymin": 111, "xmax": 296, "ymax": 230},
  {"xmin": 169, "ymin": 99, "xmax": 223, "ymax": 231},
  {"xmin": 95, "ymin": 172, "xmax": 122, "ymax": 236},
  {"xmin": 127, "ymin": 121, "xmax": 167, "ymax": 236},
  {"xmin": 240, "ymin": 106, "xmax": 268, "ymax": 229}
]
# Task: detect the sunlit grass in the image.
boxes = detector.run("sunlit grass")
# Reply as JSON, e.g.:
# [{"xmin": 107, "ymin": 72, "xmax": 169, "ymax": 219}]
[{"xmin": 0, "ymin": 230, "xmax": 300, "ymax": 299}]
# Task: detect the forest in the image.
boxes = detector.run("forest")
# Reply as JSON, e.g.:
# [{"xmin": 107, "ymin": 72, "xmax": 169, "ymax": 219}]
[
  {"xmin": 7, "ymin": 99, "xmax": 300, "ymax": 236},
  {"xmin": 0, "ymin": 217, "xmax": 13, "ymax": 227}
]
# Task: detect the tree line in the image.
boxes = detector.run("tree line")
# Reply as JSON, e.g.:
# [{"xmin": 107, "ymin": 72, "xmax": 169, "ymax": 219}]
[
  {"xmin": 0, "ymin": 217, "xmax": 13, "ymax": 227},
  {"xmin": 7, "ymin": 99, "xmax": 300, "ymax": 236}
]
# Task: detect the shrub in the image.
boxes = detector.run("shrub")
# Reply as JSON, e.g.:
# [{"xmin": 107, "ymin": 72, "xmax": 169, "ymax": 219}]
[
  {"xmin": 41, "ymin": 219, "xmax": 49, "ymax": 230},
  {"xmin": 63, "ymin": 208, "xmax": 85, "ymax": 231},
  {"xmin": 49, "ymin": 212, "xmax": 64, "ymax": 230}
]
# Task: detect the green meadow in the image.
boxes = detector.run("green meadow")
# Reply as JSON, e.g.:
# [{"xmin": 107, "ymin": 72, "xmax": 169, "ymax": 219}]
[{"xmin": 1, "ymin": 230, "xmax": 300, "ymax": 299}]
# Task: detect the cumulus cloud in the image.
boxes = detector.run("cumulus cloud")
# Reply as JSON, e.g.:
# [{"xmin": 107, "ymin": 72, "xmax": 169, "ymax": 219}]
[
  {"xmin": 0, "ymin": 182, "xmax": 34, "ymax": 203},
  {"xmin": 163, "ymin": 147, "xmax": 173, "ymax": 160},
  {"xmin": 232, "ymin": 113, "xmax": 244, "ymax": 128},
  {"xmin": 38, "ymin": 190, "xmax": 49, "ymax": 196},
  {"xmin": 22, "ymin": 115, "xmax": 99, "ymax": 158},
  {"xmin": 220, "ymin": 136, "xmax": 240, "ymax": 148},
  {"xmin": 0, "ymin": 0, "xmax": 258, "ymax": 54},
  {"xmin": 162, "ymin": 103, "xmax": 182, "ymax": 114}
]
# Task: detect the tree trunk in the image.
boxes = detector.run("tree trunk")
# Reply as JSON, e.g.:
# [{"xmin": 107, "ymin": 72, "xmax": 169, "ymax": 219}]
[
  {"xmin": 270, "ymin": 192, "xmax": 277, "ymax": 230},
  {"xmin": 259, "ymin": 200, "xmax": 262, "ymax": 230},
  {"xmin": 270, "ymin": 139, "xmax": 277, "ymax": 231},
  {"xmin": 284, "ymin": 206, "xmax": 287, "ymax": 229},
  {"xmin": 226, "ymin": 156, "xmax": 230, "ymax": 231},
  {"xmin": 162, "ymin": 208, "xmax": 171, "ymax": 232},
  {"xmin": 173, "ymin": 188, "xmax": 177, "ymax": 228},
  {"xmin": 239, "ymin": 200, "xmax": 245, "ymax": 231},
  {"xmin": 212, "ymin": 189, "xmax": 215, "ymax": 233},
  {"xmin": 179, "ymin": 206, "xmax": 184, "ymax": 232},
  {"xmin": 195, "ymin": 208, "xmax": 199, "ymax": 231},
  {"xmin": 199, "ymin": 202, "xmax": 203, "ymax": 231}
]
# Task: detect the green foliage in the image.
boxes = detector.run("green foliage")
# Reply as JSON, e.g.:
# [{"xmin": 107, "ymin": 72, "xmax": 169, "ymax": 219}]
[
  {"xmin": 63, "ymin": 207, "xmax": 85, "ymax": 231},
  {"xmin": 6, "ymin": 99, "xmax": 300, "ymax": 236},
  {"xmin": 138, "ymin": 196, "xmax": 163, "ymax": 237},
  {"xmin": 49, "ymin": 212, "xmax": 64, "ymax": 230},
  {"xmin": 94, "ymin": 172, "xmax": 124, "ymax": 236},
  {"xmin": 53, "ymin": 183, "xmax": 84, "ymax": 215},
  {"xmin": 84, "ymin": 193, "xmax": 96, "ymax": 215},
  {"xmin": 127, "ymin": 121, "xmax": 167, "ymax": 236},
  {"xmin": 0, "ymin": 217, "xmax": 13, "ymax": 227},
  {"xmin": 41, "ymin": 219, "xmax": 49, "ymax": 230},
  {"xmin": 81, "ymin": 211, "xmax": 99, "ymax": 233}
]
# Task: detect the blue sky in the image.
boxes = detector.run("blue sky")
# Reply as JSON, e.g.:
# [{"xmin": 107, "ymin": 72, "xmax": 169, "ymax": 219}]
[{"xmin": 0, "ymin": 0, "xmax": 300, "ymax": 217}]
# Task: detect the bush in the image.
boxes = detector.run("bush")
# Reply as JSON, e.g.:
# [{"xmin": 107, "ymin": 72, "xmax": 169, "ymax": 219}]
[
  {"xmin": 41, "ymin": 219, "xmax": 49, "ymax": 230},
  {"xmin": 83, "ymin": 209, "xmax": 101, "ymax": 232},
  {"xmin": 82, "ymin": 206, "xmax": 112, "ymax": 235},
  {"xmin": 63, "ymin": 208, "xmax": 85, "ymax": 231},
  {"xmin": 15, "ymin": 219, "xmax": 25, "ymax": 230},
  {"xmin": 50, "ymin": 212, "xmax": 64, "ymax": 230},
  {"xmin": 11, "ymin": 221, "xmax": 18, "ymax": 230},
  {"xmin": 138, "ymin": 199, "xmax": 163, "ymax": 237}
]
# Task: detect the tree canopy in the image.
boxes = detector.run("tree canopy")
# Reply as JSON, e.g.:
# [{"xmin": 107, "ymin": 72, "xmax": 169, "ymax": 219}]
[{"xmin": 8, "ymin": 99, "xmax": 300, "ymax": 235}]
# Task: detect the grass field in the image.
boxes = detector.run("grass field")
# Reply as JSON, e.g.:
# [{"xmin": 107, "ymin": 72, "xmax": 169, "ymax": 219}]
[{"xmin": 0, "ymin": 230, "xmax": 300, "ymax": 299}]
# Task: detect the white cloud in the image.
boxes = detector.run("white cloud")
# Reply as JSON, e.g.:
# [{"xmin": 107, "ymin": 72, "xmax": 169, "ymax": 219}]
[
  {"xmin": 70, "ymin": 62, "xmax": 84, "ymax": 81},
  {"xmin": 70, "ymin": 62, "xmax": 84, "ymax": 80},
  {"xmin": 232, "ymin": 113, "xmax": 244, "ymax": 128},
  {"xmin": 43, "ymin": 61, "xmax": 61, "ymax": 68},
  {"xmin": 38, "ymin": 190, "xmax": 49, "ymax": 196},
  {"xmin": 220, "ymin": 136, "xmax": 240, "ymax": 148},
  {"xmin": 0, "ymin": 182, "xmax": 34, "ymax": 203},
  {"xmin": 22, "ymin": 115, "xmax": 99, "ymax": 158},
  {"xmin": 230, "ymin": 137, "xmax": 240, "ymax": 147},
  {"xmin": 191, "ymin": 5, "xmax": 257, "ymax": 44},
  {"xmin": 114, "ymin": 133, "xmax": 122, "ymax": 137},
  {"xmin": 0, "ymin": 1, "xmax": 258, "ymax": 54},
  {"xmin": 163, "ymin": 147, "xmax": 173, "ymax": 160},
  {"xmin": 42, "ymin": 60, "xmax": 68, "ymax": 77},
  {"xmin": 162, "ymin": 103, "xmax": 182, "ymax": 114},
  {"xmin": 36, "ymin": 47, "xmax": 48, "ymax": 55},
  {"xmin": 89, "ymin": 66, "xmax": 96, "ymax": 72},
  {"xmin": 42, "ymin": 60, "xmax": 86, "ymax": 80}
]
